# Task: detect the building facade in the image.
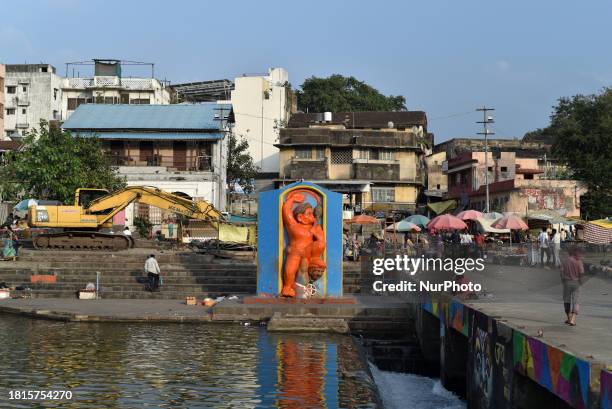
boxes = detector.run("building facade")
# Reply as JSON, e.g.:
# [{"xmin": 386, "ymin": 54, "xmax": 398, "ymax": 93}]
[
  {"xmin": 0, "ymin": 64, "xmax": 4, "ymax": 139},
  {"xmin": 443, "ymin": 150, "xmax": 585, "ymax": 217},
  {"xmin": 3, "ymin": 64, "xmax": 63, "ymax": 138},
  {"xmin": 61, "ymin": 60, "xmax": 171, "ymax": 121},
  {"xmin": 230, "ymin": 68, "xmax": 292, "ymax": 179},
  {"xmin": 277, "ymin": 111, "xmax": 431, "ymax": 212},
  {"xmin": 62, "ymin": 103, "xmax": 231, "ymax": 225}
]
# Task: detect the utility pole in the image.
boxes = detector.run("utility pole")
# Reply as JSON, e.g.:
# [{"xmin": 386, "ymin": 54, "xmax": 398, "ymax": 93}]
[{"xmin": 477, "ymin": 107, "xmax": 495, "ymax": 213}]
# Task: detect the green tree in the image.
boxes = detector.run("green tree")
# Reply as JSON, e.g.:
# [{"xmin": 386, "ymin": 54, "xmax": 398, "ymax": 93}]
[
  {"xmin": 0, "ymin": 122, "xmax": 126, "ymax": 203},
  {"xmin": 296, "ymin": 74, "xmax": 407, "ymax": 112},
  {"xmin": 534, "ymin": 89, "xmax": 612, "ymax": 219},
  {"xmin": 227, "ymin": 133, "xmax": 259, "ymax": 195}
]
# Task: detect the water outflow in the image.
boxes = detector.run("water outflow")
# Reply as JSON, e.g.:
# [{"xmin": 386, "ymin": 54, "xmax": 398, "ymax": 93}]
[{"xmin": 370, "ymin": 363, "xmax": 465, "ymax": 409}]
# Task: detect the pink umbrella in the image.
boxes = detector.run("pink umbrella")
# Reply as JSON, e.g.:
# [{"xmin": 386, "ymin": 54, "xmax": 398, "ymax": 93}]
[
  {"xmin": 491, "ymin": 215, "xmax": 528, "ymax": 230},
  {"xmin": 457, "ymin": 210, "xmax": 483, "ymax": 221},
  {"xmin": 427, "ymin": 214, "xmax": 468, "ymax": 231}
]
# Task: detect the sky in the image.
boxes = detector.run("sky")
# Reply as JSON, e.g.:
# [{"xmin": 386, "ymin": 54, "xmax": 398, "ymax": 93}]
[{"xmin": 2, "ymin": 0, "xmax": 612, "ymax": 142}]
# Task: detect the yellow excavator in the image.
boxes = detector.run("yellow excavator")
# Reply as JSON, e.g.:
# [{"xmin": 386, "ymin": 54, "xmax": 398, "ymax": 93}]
[{"xmin": 27, "ymin": 186, "xmax": 223, "ymax": 250}]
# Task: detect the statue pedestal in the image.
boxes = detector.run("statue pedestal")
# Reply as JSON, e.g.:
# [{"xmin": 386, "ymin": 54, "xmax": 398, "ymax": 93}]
[{"xmin": 243, "ymin": 296, "xmax": 357, "ymax": 305}]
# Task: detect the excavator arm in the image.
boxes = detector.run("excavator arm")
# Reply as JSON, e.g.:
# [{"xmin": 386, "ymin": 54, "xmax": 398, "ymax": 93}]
[{"xmin": 86, "ymin": 186, "xmax": 223, "ymax": 224}]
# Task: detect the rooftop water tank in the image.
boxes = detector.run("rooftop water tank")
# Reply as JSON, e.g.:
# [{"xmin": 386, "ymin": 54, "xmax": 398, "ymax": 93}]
[{"xmin": 323, "ymin": 112, "xmax": 332, "ymax": 122}]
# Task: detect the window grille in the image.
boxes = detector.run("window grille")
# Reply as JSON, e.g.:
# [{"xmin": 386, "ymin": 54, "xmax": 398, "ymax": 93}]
[{"xmin": 331, "ymin": 149, "xmax": 352, "ymax": 164}]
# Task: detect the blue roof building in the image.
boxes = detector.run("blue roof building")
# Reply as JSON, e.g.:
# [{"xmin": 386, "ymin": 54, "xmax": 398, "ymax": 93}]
[{"xmin": 62, "ymin": 103, "xmax": 232, "ymax": 216}]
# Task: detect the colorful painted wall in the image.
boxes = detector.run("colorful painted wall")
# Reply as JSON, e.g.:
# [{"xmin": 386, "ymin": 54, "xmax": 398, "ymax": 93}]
[
  {"xmin": 257, "ymin": 181, "xmax": 343, "ymax": 297},
  {"xmin": 422, "ymin": 298, "xmax": 603, "ymax": 409}
]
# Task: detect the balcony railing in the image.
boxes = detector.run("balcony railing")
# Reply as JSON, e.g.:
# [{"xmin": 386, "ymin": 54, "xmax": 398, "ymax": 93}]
[
  {"xmin": 94, "ymin": 76, "xmax": 120, "ymax": 87},
  {"xmin": 107, "ymin": 154, "xmax": 212, "ymax": 171}
]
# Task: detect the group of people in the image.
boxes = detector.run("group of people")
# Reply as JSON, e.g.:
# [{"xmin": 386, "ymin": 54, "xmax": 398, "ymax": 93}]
[{"xmin": 537, "ymin": 227, "xmax": 564, "ymax": 267}]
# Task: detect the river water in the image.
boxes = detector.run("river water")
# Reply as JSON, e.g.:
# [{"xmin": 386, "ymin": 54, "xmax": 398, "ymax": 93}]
[{"xmin": 0, "ymin": 314, "xmax": 464, "ymax": 408}]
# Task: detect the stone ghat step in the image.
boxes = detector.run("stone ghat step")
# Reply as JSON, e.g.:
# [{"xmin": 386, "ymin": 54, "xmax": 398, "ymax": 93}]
[
  {"xmin": 0, "ymin": 266, "xmax": 258, "ymax": 274},
  {"xmin": 24, "ymin": 291, "xmax": 254, "ymax": 300},
  {"xmin": 0, "ymin": 275, "xmax": 257, "ymax": 285},
  {"xmin": 15, "ymin": 252, "xmax": 239, "ymax": 263}
]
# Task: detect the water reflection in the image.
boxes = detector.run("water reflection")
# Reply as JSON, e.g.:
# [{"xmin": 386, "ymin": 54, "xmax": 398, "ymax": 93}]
[{"xmin": 0, "ymin": 315, "xmax": 379, "ymax": 408}]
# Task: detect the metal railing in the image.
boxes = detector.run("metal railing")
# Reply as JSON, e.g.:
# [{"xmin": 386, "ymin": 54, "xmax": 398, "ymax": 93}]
[{"xmin": 107, "ymin": 154, "xmax": 212, "ymax": 171}]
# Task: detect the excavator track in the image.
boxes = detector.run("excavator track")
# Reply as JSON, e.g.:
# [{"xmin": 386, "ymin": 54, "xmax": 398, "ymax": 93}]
[{"xmin": 33, "ymin": 231, "xmax": 132, "ymax": 251}]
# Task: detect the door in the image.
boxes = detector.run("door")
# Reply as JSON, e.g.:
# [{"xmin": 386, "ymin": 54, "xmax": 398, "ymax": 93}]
[
  {"xmin": 139, "ymin": 141, "xmax": 154, "ymax": 164},
  {"xmin": 109, "ymin": 141, "xmax": 125, "ymax": 165},
  {"xmin": 173, "ymin": 141, "xmax": 187, "ymax": 171}
]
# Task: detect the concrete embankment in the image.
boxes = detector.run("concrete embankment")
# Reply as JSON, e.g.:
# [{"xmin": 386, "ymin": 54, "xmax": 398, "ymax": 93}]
[{"xmin": 413, "ymin": 263, "xmax": 612, "ymax": 409}]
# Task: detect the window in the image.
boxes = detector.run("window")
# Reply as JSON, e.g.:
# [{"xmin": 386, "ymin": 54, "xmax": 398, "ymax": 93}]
[
  {"xmin": 21, "ymin": 108, "xmax": 26, "ymax": 115},
  {"xmin": 501, "ymin": 166, "xmax": 508, "ymax": 172},
  {"xmin": 359, "ymin": 149, "xmax": 370, "ymax": 160},
  {"xmin": 487, "ymin": 166, "xmax": 493, "ymax": 172},
  {"xmin": 130, "ymin": 98, "xmax": 150, "ymax": 104},
  {"xmin": 331, "ymin": 148, "xmax": 352, "ymax": 164},
  {"xmin": 22, "ymin": 86, "xmax": 27, "ymax": 92},
  {"xmin": 436, "ymin": 184, "xmax": 441, "ymax": 190},
  {"xmin": 295, "ymin": 148, "xmax": 311, "ymax": 159},
  {"xmin": 6, "ymin": 86, "xmax": 16, "ymax": 94},
  {"xmin": 314, "ymin": 148, "xmax": 325, "ymax": 160},
  {"xmin": 67, "ymin": 98, "xmax": 90, "ymax": 110},
  {"xmin": 6, "ymin": 108, "xmax": 15, "ymax": 115},
  {"xmin": 53, "ymin": 88, "xmax": 58, "ymax": 100},
  {"xmin": 524, "ymin": 173, "xmax": 534, "ymax": 180},
  {"xmin": 378, "ymin": 149, "xmax": 395, "ymax": 160},
  {"xmin": 40, "ymin": 66, "xmax": 48, "ymax": 73},
  {"xmin": 371, "ymin": 187, "xmax": 395, "ymax": 203}
]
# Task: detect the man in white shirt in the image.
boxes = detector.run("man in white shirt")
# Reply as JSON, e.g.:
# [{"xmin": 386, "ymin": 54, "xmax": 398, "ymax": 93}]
[
  {"xmin": 144, "ymin": 254, "xmax": 161, "ymax": 292},
  {"xmin": 538, "ymin": 227, "xmax": 550, "ymax": 267},
  {"xmin": 551, "ymin": 228, "xmax": 561, "ymax": 266}
]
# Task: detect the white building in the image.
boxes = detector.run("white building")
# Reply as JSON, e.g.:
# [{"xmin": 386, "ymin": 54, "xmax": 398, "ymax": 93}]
[
  {"xmin": 230, "ymin": 68, "xmax": 291, "ymax": 180},
  {"xmin": 62, "ymin": 103, "xmax": 231, "ymax": 226},
  {"xmin": 61, "ymin": 59, "xmax": 170, "ymax": 120},
  {"xmin": 3, "ymin": 64, "xmax": 63, "ymax": 139},
  {"xmin": 0, "ymin": 64, "xmax": 5, "ymax": 139}
]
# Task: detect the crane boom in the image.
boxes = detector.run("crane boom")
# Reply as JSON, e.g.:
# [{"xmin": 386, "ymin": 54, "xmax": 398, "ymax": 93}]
[{"xmin": 86, "ymin": 186, "xmax": 222, "ymax": 224}]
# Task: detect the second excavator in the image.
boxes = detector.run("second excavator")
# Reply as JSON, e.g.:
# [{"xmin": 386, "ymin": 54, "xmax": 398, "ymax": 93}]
[{"xmin": 27, "ymin": 186, "xmax": 223, "ymax": 250}]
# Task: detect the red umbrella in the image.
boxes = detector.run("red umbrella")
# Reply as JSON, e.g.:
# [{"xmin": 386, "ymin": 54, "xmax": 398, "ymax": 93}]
[
  {"xmin": 491, "ymin": 215, "xmax": 528, "ymax": 230},
  {"xmin": 427, "ymin": 214, "xmax": 468, "ymax": 231},
  {"xmin": 349, "ymin": 214, "xmax": 380, "ymax": 225},
  {"xmin": 457, "ymin": 210, "xmax": 483, "ymax": 221}
]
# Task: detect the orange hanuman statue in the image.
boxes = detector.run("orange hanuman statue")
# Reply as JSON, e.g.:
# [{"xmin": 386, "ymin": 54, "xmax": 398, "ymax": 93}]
[{"xmin": 281, "ymin": 190, "xmax": 326, "ymax": 297}]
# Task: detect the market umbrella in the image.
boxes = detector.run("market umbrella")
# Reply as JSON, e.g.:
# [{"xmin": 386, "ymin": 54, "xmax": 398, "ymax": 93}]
[
  {"xmin": 482, "ymin": 212, "xmax": 504, "ymax": 220},
  {"xmin": 348, "ymin": 214, "xmax": 380, "ymax": 225},
  {"xmin": 405, "ymin": 214, "xmax": 430, "ymax": 228},
  {"xmin": 491, "ymin": 214, "xmax": 529, "ymax": 246},
  {"xmin": 427, "ymin": 214, "xmax": 468, "ymax": 231},
  {"xmin": 386, "ymin": 220, "xmax": 421, "ymax": 232},
  {"xmin": 491, "ymin": 215, "xmax": 529, "ymax": 231},
  {"xmin": 457, "ymin": 210, "xmax": 483, "ymax": 221}
]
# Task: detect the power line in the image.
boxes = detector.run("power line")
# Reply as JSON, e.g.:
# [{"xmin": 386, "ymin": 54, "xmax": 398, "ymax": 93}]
[{"xmin": 428, "ymin": 110, "xmax": 474, "ymax": 121}]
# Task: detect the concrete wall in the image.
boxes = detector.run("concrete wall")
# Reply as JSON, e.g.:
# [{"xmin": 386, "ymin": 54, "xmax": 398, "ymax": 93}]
[
  {"xmin": 61, "ymin": 77, "xmax": 170, "ymax": 120},
  {"xmin": 417, "ymin": 299, "xmax": 602, "ymax": 409},
  {"xmin": 0, "ymin": 64, "xmax": 4, "ymax": 139},
  {"xmin": 426, "ymin": 151, "xmax": 447, "ymax": 192},
  {"xmin": 4, "ymin": 65, "xmax": 63, "ymax": 137},
  {"xmin": 231, "ymin": 68, "xmax": 289, "ymax": 174}
]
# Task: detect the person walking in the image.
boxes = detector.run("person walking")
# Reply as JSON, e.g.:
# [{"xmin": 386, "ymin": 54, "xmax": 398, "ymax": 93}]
[
  {"xmin": 551, "ymin": 229, "xmax": 561, "ymax": 266},
  {"xmin": 538, "ymin": 227, "xmax": 550, "ymax": 267},
  {"xmin": 559, "ymin": 246, "xmax": 585, "ymax": 326},
  {"xmin": 145, "ymin": 254, "xmax": 161, "ymax": 292}
]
